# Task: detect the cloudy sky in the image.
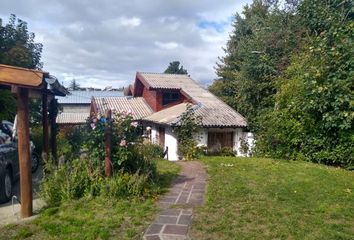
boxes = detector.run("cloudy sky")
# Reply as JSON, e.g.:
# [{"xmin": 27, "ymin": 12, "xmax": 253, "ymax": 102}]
[{"xmin": 1, "ymin": 0, "xmax": 252, "ymax": 88}]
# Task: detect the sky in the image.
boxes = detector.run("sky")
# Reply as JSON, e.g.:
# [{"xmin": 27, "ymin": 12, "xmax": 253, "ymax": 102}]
[{"xmin": 0, "ymin": 0, "xmax": 252, "ymax": 88}]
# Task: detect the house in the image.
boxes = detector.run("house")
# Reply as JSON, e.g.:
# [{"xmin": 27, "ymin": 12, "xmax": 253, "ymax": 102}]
[
  {"xmin": 56, "ymin": 90, "xmax": 123, "ymax": 125},
  {"xmin": 91, "ymin": 72, "xmax": 253, "ymax": 160}
]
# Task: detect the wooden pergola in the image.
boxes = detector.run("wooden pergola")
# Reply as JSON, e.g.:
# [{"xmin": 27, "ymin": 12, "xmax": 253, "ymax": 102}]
[{"xmin": 0, "ymin": 64, "xmax": 67, "ymax": 218}]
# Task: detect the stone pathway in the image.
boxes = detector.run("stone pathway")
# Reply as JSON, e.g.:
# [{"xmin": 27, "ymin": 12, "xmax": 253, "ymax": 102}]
[{"xmin": 143, "ymin": 161, "xmax": 207, "ymax": 240}]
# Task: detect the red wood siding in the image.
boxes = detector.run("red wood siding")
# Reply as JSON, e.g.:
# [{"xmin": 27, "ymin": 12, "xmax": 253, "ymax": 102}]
[{"xmin": 133, "ymin": 77, "xmax": 189, "ymax": 112}]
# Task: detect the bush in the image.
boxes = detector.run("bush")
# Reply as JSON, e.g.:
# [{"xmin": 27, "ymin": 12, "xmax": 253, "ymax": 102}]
[
  {"xmin": 57, "ymin": 131, "xmax": 72, "ymax": 159},
  {"xmin": 41, "ymin": 158, "xmax": 101, "ymax": 206},
  {"xmin": 30, "ymin": 126, "xmax": 43, "ymax": 155},
  {"xmin": 41, "ymin": 157, "xmax": 157, "ymax": 207},
  {"xmin": 138, "ymin": 143, "xmax": 164, "ymax": 161},
  {"xmin": 220, "ymin": 147, "xmax": 235, "ymax": 157},
  {"xmin": 173, "ymin": 104, "xmax": 202, "ymax": 160}
]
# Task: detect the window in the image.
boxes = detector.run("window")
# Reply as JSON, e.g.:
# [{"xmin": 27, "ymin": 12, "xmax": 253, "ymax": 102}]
[{"xmin": 162, "ymin": 92, "xmax": 180, "ymax": 105}]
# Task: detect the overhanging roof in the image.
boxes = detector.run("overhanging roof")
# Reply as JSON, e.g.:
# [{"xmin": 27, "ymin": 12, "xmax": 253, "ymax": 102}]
[
  {"xmin": 0, "ymin": 64, "xmax": 44, "ymax": 87},
  {"xmin": 0, "ymin": 64, "xmax": 68, "ymax": 96},
  {"xmin": 93, "ymin": 96, "xmax": 153, "ymax": 120}
]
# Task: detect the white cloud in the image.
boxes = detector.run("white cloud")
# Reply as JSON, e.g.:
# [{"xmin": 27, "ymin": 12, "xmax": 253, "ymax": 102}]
[
  {"xmin": 103, "ymin": 16, "xmax": 141, "ymax": 28},
  {"xmin": 154, "ymin": 41, "xmax": 180, "ymax": 50},
  {"xmin": 0, "ymin": 0, "xmax": 252, "ymax": 88}
]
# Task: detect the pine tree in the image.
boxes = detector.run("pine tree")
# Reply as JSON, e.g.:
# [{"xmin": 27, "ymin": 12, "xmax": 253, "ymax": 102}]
[{"xmin": 164, "ymin": 61, "xmax": 188, "ymax": 74}]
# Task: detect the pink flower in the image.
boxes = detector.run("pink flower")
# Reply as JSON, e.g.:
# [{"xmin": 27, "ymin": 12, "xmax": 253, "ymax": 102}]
[
  {"xmin": 90, "ymin": 123, "xmax": 96, "ymax": 130},
  {"xmin": 131, "ymin": 121, "xmax": 138, "ymax": 128},
  {"xmin": 120, "ymin": 139, "xmax": 126, "ymax": 146},
  {"xmin": 92, "ymin": 118, "xmax": 98, "ymax": 123}
]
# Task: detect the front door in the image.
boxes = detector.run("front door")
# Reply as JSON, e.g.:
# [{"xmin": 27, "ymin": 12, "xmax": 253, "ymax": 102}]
[
  {"xmin": 207, "ymin": 132, "xmax": 233, "ymax": 149},
  {"xmin": 158, "ymin": 127, "xmax": 165, "ymax": 147}
]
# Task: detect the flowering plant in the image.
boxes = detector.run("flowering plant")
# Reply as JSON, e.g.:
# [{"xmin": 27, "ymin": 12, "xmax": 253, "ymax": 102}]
[{"xmin": 84, "ymin": 110, "xmax": 144, "ymax": 173}]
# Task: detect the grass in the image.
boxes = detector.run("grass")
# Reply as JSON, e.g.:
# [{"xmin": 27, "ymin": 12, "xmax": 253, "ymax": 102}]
[
  {"xmin": 0, "ymin": 160, "xmax": 180, "ymax": 240},
  {"xmin": 191, "ymin": 157, "xmax": 354, "ymax": 240}
]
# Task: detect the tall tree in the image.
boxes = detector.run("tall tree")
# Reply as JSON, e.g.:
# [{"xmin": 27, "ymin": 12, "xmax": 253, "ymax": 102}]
[
  {"xmin": 69, "ymin": 79, "xmax": 80, "ymax": 91},
  {"xmin": 0, "ymin": 14, "xmax": 43, "ymax": 121},
  {"xmin": 211, "ymin": 0, "xmax": 304, "ymax": 130},
  {"xmin": 210, "ymin": 0, "xmax": 353, "ymax": 167},
  {"xmin": 0, "ymin": 14, "xmax": 43, "ymax": 69},
  {"xmin": 164, "ymin": 61, "xmax": 188, "ymax": 74}
]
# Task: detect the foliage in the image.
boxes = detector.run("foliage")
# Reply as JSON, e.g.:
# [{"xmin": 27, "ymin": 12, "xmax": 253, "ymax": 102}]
[
  {"xmin": 210, "ymin": 0, "xmax": 354, "ymax": 167},
  {"xmin": 256, "ymin": 0, "xmax": 354, "ymax": 167},
  {"xmin": 68, "ymin": 79, "xmax": 80, "ymax": 90},
  {"xmin": 239, "ymin": 137, "xmax": 250, "ymax": 156},
  {"xmin": 138, "ymin": 142, "xmax": 164, "ymax": 161},
  {"xmin": 1, "ymin": 161, "xmax": 180, "ymax": 240},
  {"xmin": 0, "ymin": 89, "xmax": 16, "ymax": 121},
  {"xmin": 173, "ymin": 104, "xmax": 202, "ymax": 160},
  {"xmin": 192, "ymin": 156, "xmax": 354, "ymax": 239},
  {"xmin": 56, "ymin": 131, "xmax": 72, "ymax": 159},
  {"xmin": 220, "ymin": 146, "xmax": 235, "ymax": 157},
  {"xmin": 211, "ymin": 0, "xmax": 304, "ymax": 130},
  {"xmin": 164, "ymin": 61, "xmax": 188, "ymax": 74},
  {"xmin": 30, "ymin": 126, "xmax": 43, "ymax": 155},
  {"xmin": 29, "ymin": 98, "xmax": 43, "ymax": 127},
  {"xmin": 84, "ymin": 110, "xmax": 156, "ymax": 176},
  {"xmin": 0, "ymin": 14, "xmax": 43, "ymax": 69},
  {"xmin": 57, "ymin": 126, "xmax": 86, "ymax": 159}
]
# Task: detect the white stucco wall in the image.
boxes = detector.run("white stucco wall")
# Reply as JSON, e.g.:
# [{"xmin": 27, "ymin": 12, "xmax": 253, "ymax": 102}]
[
  {"xmin": 164, "ymin": 127, "xmax": 179, "ymax": 161},
  {"xmin": 198, "ymin": 129, "xmax": 208, "ymax": 146},
  {"xmin": 150, "ymin": 124, "xmax": 158, "ymax": 144},
  {"xmin": 143, "ymin": 124, "xmax": 254, "ymax": 160}
]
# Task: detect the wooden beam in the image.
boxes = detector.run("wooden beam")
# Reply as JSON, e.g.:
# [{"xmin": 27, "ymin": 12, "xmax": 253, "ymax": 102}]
[
  {"xmin": 42, "ymin": 92, "xmax": 49, "ymax": 161},
  {"xmin": 16, "ymin": 87, "xmax": 33, "ymax": 218}
]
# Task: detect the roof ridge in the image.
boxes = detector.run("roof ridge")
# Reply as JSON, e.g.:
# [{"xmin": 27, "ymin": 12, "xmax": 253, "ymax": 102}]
[{"xmin": 137, "ymin": 71, "xmax": 189, "ymax": 76}]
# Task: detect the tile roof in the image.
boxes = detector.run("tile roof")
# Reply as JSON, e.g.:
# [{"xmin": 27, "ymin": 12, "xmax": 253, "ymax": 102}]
[
  {"xmin": 138, "ymin": 73, "xmax": 247, "ymax": 127},
  {"xmin": 56, "ymin": 90, "xmax": 123, "ymax": 104},
  {"xmin": 93, "ymin": 96, "xmax": 153, "ymax": 120},
  {"xmin": 57, "ymin": 112, "xmax": 89, "ymax": 124}
]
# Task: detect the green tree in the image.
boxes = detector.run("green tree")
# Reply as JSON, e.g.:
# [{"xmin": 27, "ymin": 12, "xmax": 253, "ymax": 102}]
[
  {"xmin": 164, "ymin": 61, "xmax": 188, "ymax": 74},
  {"xmin": 257, "ymin": 0, "xmax": 354, "ymax": 167},
  {"xmin": 0, "ymin": 14, "xmax": 43, "ymax": 69},
  {"xmin": 0, "ymin": 14, "xmax": 43, "ymax": 121},
  {"xmin": 69, "ymin": 79, "xmax": 80, "ymax": 91},
  {"xmin": 210, "ymin": 0, "xmax": 304, "ymax": 130}
]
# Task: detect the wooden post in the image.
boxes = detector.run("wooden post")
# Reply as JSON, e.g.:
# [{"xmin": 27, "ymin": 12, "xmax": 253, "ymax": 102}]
[
  {"xmin": 16, "ymin": 87, "xmax": 33, "ymax": 218},
  {"xmin": 42, "ymin": 92, "xmax": 49, "ymax": 161},
  {"xmin": 105, "ymin": 110, "xmax": 112, "ymax": 177},
  {"xmin": 49, "ymin": 99, "xmax": 58, "ymax": 160}
]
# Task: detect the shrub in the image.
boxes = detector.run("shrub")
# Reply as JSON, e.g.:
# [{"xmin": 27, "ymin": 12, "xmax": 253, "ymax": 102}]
[
  {"xmin": 57, "ymin": 131, "xmax": 72, "ymax": 159},
  {"xmin": 239, "ymin": 137, "xmax": 250, "ymax": 156},
  {"xmin": 41, "ymin": 157, "xmax": 157, "ymax": 207},
  {"xmin": 173, "ymin": 104, "xmax": 202, "ymax": 160},
  {"xmin": 30, "ymin": 126, "xmax": 43, "ymax": 155},
  {"xmin": 138, "ymin": 143, "xmax": 164, "ymax": 161},
  {"xmin": 100, "ymin": 172, "xmax": 150, "ymax": 199},
  {"xmin": 41, "ymin": 158, "xmax": 101, "ymax": 206},
  {"xmin": 220, "ymin": 146, "xmax": 235, "ymax": 157}
]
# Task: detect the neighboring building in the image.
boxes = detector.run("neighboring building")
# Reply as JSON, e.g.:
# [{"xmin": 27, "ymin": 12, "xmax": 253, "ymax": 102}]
[
  {"xmin": 56, "ymin": 90, "xmax": 123, "ymax": 125},
  {"xmin": 91, "ymin": 72, "xmax": 253, "ymax": 160}
]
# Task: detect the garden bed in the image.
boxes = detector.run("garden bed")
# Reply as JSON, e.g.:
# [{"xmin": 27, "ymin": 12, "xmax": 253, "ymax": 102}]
[{"xmin": 0, "ymin": 160, "xmax": 180, "ymax": 240}]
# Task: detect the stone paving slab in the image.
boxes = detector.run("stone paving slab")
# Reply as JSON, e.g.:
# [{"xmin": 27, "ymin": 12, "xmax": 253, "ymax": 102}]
[{"xmin": 143, "ymin": 161, "xmax": 207, "ymax": 240}]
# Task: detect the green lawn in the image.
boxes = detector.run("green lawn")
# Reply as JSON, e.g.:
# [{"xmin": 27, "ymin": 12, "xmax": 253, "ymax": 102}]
[
  {"xmin": 191, "ymin": 157, "xmax": 354, "ymax": 240},
  {"xmin": 0, "ymin": 160, "xmax": 180, "ymax": 240}
]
